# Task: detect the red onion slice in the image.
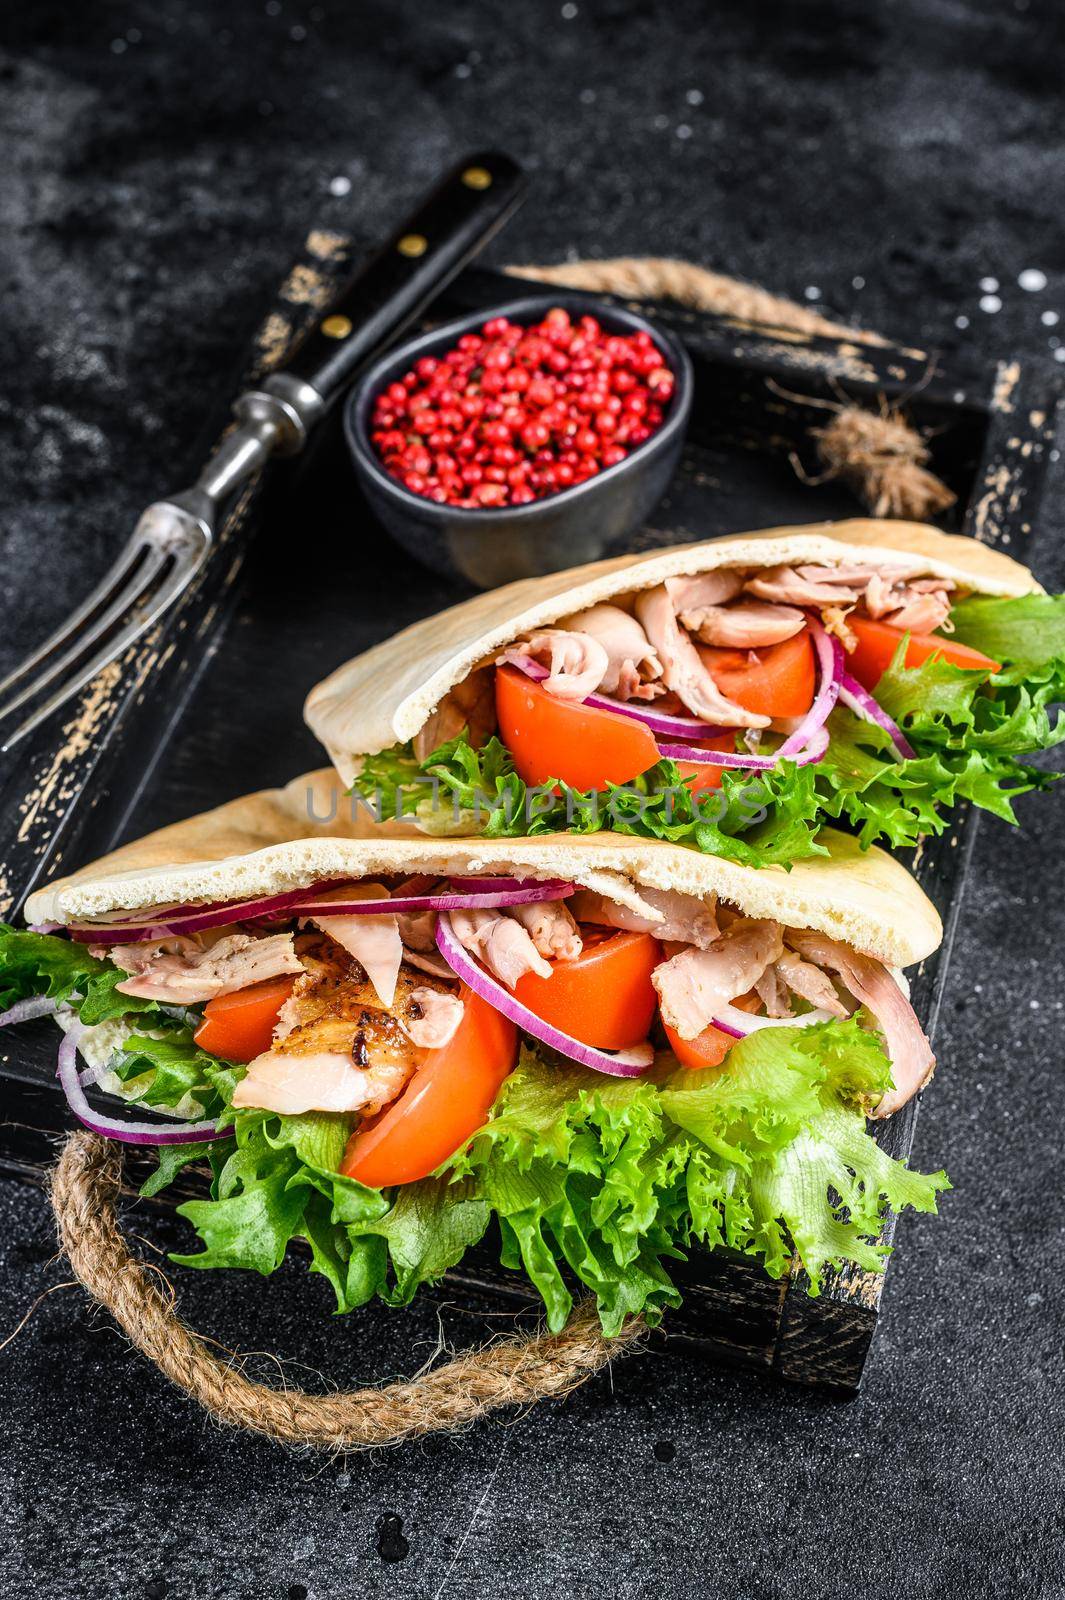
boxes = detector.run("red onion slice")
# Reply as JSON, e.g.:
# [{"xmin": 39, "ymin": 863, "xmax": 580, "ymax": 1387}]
[
  {"xmin": 657, "ymin": 724, "xmax": 829, "ymax": 769},
  {"xmin": 289, "ymin": 879, "xmax": 575, "ymax": 916},
  {"xmin": 56, "ymin": 1017, "xmax": 231, "ymax": 1145},
  {"xmin": 67, "ymin": 877, "xmax": 577, "ymax": 942},
  {"xmin": 708, "ymin": 1002, "xmax": 837, "ymax": 1040},
  {"xmin": 67, "ymin": 884, "xmax": 340, "ymax": 945},
  {"xmin": 434, "ymin": 913, "xmax": 653, "ymax": 1078},
  {"xmin": 0, "ymin": 995, "xmax": 60, "ymax": 1027},
  {"xmin": 838, "ymin": 670, "xmax": 917, "ymax": 760}
]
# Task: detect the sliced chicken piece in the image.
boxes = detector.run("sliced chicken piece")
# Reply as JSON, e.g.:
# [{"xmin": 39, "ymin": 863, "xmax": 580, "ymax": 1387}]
[
  {"xmin": 634, "ymin": 585, "xmax": 770, "ymax": 729},
  {"xmin": 652, "ymin": 918, "xmax": 784, "ymax": 1039},
  {"xmin": 754, "ymin": 963, "xmax": 792, "ymax": 1019},
  {"xmin": 497, "ymin": 629, "xmax": 609, "ymax": 702},
  {"xmin": 679, "ymin": 600, "xmax": 807, "ymax": 649},
  {"xmin": 402, "ymin": 946, "xmax": 454, "ymax": 980},
  {"xmin": 304, "ymin": 882, "xmax": 401, "ymax": 1008},
  {"xmin": 785, "ymin": 931, "xmax": 934, "ymax": 1117},
  {"xmin": 506, "ymin": 899, "xmax": 583, "ymax": 962},
  {"xmin": 883, "ymin": 591, "xmax": 953, "ymax": 634},
  {"xmin": 234, "ymin": 948, "xmax": 457, "ymax": 1115},
  {"xmin": 449, "ymin": 907, "xmax": 552, "ymax": 988},
  {"xmin": 665, "ymin": 572, "xmax": 744, "ymax": 611},
  {"xmin": 776, "ymin": 948, "xmax": 849, "ymax": 1019},
  {"xmin": 401, "ymin": 986, "xmax": 464, "ymax": 1049},
  {"xmin": 394, "ymin": 907, "xmax": 438, "ymax": 952},
  {"xmin": 559, "ymin": 604, "xmax": 664, "ymax": 701},
  {"xmin": 111, "ymin": 932, "xmax": 302, "ymax": 1005},
  {"xmin": 569, "ymin": 886, "xmax": 719, "ymax": 950},
  {"xmin": 745, "ymin": 565, "xmax": 863, "ymax": 606},
  {"xmin": 414, "ymin": 666, "xmax": 496, "ymax": 761}
]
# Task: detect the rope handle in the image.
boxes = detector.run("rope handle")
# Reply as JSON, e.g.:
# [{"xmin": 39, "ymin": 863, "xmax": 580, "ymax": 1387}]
[{"xmin": 51, "ymin": 1132, "xmax": 642, "ymax": 1451}]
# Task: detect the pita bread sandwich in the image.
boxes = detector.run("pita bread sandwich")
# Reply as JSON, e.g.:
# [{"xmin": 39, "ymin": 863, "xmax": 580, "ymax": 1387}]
[
  {"xmin": 2, "ymin": 780, "xmax": 947, "ymax": 1333},
  {"xmin": 305, "ymin": 518, "xmax": 1065, "ymax": 867}
]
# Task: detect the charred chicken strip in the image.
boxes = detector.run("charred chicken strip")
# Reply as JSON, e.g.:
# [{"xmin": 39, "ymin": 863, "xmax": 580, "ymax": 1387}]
[{"xmin": 232, "ymin": 942, "xmax": 461, "ymax": 1116}]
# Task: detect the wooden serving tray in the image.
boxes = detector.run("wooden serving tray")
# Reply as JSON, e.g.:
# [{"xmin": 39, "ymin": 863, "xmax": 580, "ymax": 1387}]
[{"xmin": 0, "ymin": 235, "xmax": 1059, "ymax": 1393}]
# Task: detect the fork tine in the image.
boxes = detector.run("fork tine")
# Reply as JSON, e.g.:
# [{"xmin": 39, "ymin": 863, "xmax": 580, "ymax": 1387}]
[
  {"xmin": 0, "ymin": 544, "xmax": 169, "ymax": 725},
  {"xmin": 0, "ymin": 532, "xmax": 153, "ymax": 704},
  {"xmin": 0, "ymin": 550, "xmax": 203, "ymax": 752}
]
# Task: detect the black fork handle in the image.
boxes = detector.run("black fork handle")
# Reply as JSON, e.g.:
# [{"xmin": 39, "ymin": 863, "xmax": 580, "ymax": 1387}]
[{"xmin": 281, "ymin": 152, "xmax": 527, "ymax": 408}]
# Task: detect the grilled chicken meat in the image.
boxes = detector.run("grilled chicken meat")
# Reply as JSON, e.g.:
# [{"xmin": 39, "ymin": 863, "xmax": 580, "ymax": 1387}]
[
  {"xmin": 105, "ymin": 931, "xmax": 302, "ymax": 1005},
  {"xmin": 231, "ymin": 936, "xmax": 462, "ymax": 1117}
]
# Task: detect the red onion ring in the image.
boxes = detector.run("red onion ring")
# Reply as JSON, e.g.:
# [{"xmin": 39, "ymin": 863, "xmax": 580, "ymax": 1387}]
[
  {"xmin": 0, "ymin": 995, "xmax": 60, "ymax": 1027},
  {"xmin": 657, "ymin": 724, "xmax": 829, "ymax": 769},
  {"xmin": 707, "ymin": 1002, "xmax": 837, "ymax": 1040},
  {"xmin": 838, "ymin": 670, "xmax": 917, "ymax": 760},
  {"xmin": 67, "ymin": 884, "xmax": 337, "ymax": 944},
  {"xmin": 290, "ymin": 879, "xmax": 575, "ymax": 916},
  {"xmin": 56, "ymin": 1016, "xmax": 231, "ymax": 1145},
  {"xmin": 68, "ymin": 877, "xmax": 576, "ymax": 943},
  {"xmin": 434, "ymin": 912, "xmax": 653, "ymax": 1078}
]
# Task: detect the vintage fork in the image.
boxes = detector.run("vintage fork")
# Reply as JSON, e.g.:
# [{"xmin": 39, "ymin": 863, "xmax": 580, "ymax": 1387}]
[{"xmin": 0, "ymin": 152, "xmax": 526, "ymax": 750}]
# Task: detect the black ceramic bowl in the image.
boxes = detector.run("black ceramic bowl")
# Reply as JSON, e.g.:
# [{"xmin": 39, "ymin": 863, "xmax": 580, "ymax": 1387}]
[{"xmin": 345, "ymin": 293, "xmax": 693, "ymax": 588}]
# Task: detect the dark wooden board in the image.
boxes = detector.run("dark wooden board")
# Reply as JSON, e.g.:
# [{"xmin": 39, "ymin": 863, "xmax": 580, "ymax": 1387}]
[{"xmin": 0, "ymin": 240, "xmax": 1060, "ymax": 1393}]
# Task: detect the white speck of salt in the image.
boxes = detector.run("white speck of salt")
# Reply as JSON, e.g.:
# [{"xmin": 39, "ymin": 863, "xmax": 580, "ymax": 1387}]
[
  {"xmin": 686, "ymin": 89, "xmax": 704, "ymax": 106},
  {"xmin": 328, "ymin": 175, "xmax": 351, "ymax": 197},
  {"xmin": 561, "ymin": 1, "xmax": 578, "ymax": 16},
  {"xmin": 955, "ymin": 314, "xmax": 970, "ymax": 329},
  {"xmin": 979, "ymin": 276, "xmax": 999, "ymax": 293},
  {"xmin": 454, "ymin": 62, "xmax": 471, "ymax": 77},
  {"xmin": 1056, "ymin": 349, "xmax": 1065, "ymax": 363},
  {"xmin": 652, "ymin": 114, "xmax": 669, "ymax": 130},
  {"xmin": 804, "ymin": 286, "xmax": 822, "ymax": 301},
  {"xmin": 852, "ymin": 275, "xmax": 865, "ymax": 290},
  {"xmin": 1029, "ymin": 999, "xmax": 1040, "ymax": 1009},
  {"xmin": 980, "ymin": 294, "xmax": 1002, "ymax": 313},
  {"xmin": 1041, "ymin": 309, "xmax": 1059, "ymax": 327},
  {"xmin": 110, "ymin": 37, "xmax": 127, "ymax": 53},
  {"xmin": 676, "ymin": 124, "xmax": 692, "ymax": 140},
  {"xmin": 1018, "ymin": 268, "xmax": 1047, "ymax": 292}
]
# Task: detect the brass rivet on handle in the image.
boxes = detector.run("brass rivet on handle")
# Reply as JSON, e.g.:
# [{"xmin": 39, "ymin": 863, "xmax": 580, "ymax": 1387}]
[
  {"xmin": 462, "ymin": 166, "xmax": 492, "ymax": 190},
  {"xmin": 321, "ymin": 314, "xmax": 353, "ymax": 339},
  {"xmin": 397, "ymin": 233, "xmax": 428, "ymax": 258}
]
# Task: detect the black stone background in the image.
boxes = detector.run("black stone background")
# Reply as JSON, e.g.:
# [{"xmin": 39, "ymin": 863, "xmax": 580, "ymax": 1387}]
[{"xmin": 1, "ymin": 2, "xmax": 1065, "ymax": 1596}]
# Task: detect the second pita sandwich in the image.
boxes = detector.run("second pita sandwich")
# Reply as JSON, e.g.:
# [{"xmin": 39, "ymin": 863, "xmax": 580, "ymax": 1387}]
[{"xmin": 305, "ymin": 517, "xmax": 1065, "ymax": 867}]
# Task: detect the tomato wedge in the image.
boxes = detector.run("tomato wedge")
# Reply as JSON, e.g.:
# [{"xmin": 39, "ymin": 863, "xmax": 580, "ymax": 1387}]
[
  {"xmin": 663, "ymin": 994, "xmax": 761, "ymax": 1072},
  {"xmin": 512, "ymin": 928, "xmax": 661, "ymax": 1049},
  {"xmin": 844, "ymin": 615, "xmax": 1001, "ymax": 691},
  {"xmin": 495, "ymin": 664, "xmax": 659, "ymax": 790},
  {"xmin": 193, "ymin": 975, "xmax": 296, "ymax": 1063},
  {"xmin": 340, "ymin": 986, "xmax": 517, "ymax": 1187},
  {"xmin": 697, "ymin": 628, "xmax": 815, "ymax": 718}
]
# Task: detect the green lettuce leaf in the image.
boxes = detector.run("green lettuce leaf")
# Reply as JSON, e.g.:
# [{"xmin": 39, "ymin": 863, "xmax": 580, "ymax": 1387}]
[
  {"xmin": 0, "ymin": 924, "xmax": 169, "ymax": 1023},
  {"xmin": 0, "ymin": 928, "xmax": 951, "ymax": 1334}
]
